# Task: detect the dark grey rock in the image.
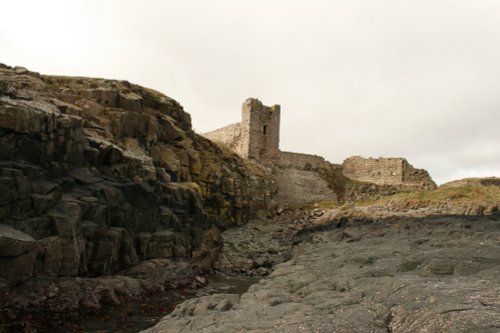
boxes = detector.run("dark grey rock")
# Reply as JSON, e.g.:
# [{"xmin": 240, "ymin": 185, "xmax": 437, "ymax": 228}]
[
  {"xmin": 0, "ymin": 65, "xmax": 277, "ymax": 330},
  {"xmin": 143, "ymin": 216, "xmax": 500, "ymax": 333},
  {"xmin": 0, "ymin": 224, "xmax": 36, "ymax": 256}
]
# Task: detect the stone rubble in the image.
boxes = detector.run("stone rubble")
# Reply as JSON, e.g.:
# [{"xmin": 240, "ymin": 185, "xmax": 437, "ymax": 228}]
[{"xmin": 215, "ymin": 208, "xmax": 324, "ymax": 277}]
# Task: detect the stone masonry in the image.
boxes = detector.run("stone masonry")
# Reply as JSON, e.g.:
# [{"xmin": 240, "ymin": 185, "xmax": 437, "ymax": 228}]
[
  {"xmin": 204, "ymin": 99, "xmax": 327, "ymax": 170},
  {"xmin": 342, "ymin": 156, "xmax": 436, "ymax": 189},
  {"xmin": 241, "ymin": 98, "xmax": 281, "ymax": 162},
  {"xmin": 204, "ymin": 98, "xmax": 280, "ymax": 164}
]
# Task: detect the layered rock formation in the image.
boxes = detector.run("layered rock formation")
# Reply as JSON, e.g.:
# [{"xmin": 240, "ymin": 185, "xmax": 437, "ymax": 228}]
[{"xmin": 0, "ymin": 64, "xmax": 277, "ymax": 327}]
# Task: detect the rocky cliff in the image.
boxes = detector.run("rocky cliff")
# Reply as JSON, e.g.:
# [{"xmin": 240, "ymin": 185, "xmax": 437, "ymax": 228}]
[{"xmin": 0, "ymin": 64, "xmax": 277, "ymax": 291}]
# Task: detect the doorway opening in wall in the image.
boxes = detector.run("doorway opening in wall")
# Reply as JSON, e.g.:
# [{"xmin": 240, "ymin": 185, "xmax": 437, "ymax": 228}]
[{"xmin": 263, "ymin": 125, "xmax": 267, "ymax": 135}]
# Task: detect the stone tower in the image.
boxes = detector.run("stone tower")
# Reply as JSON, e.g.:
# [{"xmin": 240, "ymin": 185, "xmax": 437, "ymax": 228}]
[{"xmin": 240, "ymin": 98, "xmax": 280, "ymax": 163}]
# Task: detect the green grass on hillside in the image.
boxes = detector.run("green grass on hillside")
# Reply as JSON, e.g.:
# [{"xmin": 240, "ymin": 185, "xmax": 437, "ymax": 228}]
[{"xmin": 366, "ymin": 185, "xmax": 500, "ymax": 206}]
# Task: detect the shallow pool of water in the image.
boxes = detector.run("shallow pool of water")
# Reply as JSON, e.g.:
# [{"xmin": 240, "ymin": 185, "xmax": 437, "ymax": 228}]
[
  {"xmin": 196, "ymin": 273, "xmax": 259, "ymax": 296},
  {"xmin": 43, "ymin": 273, "xmax": 259, "ymax": 333}
]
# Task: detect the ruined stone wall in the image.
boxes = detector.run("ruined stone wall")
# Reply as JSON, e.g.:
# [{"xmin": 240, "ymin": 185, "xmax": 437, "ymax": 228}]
[
  {"xmin": 342, "ymin": 156, "xmax": 404, "ymax": 185},
  {"xmin": 342, "ymin": 156, "xmax": 436, "ymax": 189},
  {"xmin": 401, "ymin": 161, "xmax": 437, "ymax": 189},
  {"xmin": 202, "ymin": 122, "xmax": 242, "ymax": 155},
  {"xmin": 278, "ymin": 151, "xmax": 329, "ymax": 170}
]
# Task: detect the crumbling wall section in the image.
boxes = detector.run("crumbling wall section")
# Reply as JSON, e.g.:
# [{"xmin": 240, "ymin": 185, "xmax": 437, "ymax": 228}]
[
  {"xmin": 342, "ymin": 156, "xmax": 404, "ymax": 185},
  {"xmin": 342, "ymin": 156, "xmax": 436, "ymax": 189},
  {"xmin": 402, "ymin": 161, "xmax": 437, "ymax": 189},
  {"xmin": 202, "ymin": 122, "xmax": 242, "ymax": 155}
]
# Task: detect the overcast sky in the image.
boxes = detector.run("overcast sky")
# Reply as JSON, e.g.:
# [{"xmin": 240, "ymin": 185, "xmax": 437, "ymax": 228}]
[{"xmin": 1, "ymin": 0, "xmax": 500, "ymax": 184}]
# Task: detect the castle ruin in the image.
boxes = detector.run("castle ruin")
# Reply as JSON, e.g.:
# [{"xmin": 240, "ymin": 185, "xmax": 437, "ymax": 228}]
[
  {"xmin": 342, "ymin": 156, "xmax": 436, "ymax": 190},
  {"xmin": 204, "ymin": 98, "xmax": 436, "ymax": 203},
  {"xmin": 204, "ymin": 98, "xmax": 328, "ymax": 169},
  {"xmin": 204, "ymin": 98, "xmax": 280, "ymax": 163}
]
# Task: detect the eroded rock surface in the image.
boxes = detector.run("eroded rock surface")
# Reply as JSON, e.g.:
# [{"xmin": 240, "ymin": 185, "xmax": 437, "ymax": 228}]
[
  {"xmin": 0, "ymin": 64, "xmax": 277, "ymax": 330},
  {"xmin": 143, "ymin": 214, "xmax": 500, "ymax": 333}
]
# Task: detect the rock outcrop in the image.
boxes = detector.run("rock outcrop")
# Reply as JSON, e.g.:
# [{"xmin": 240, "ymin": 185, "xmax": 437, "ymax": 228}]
[
  {"xmin": 440, "ymin": 176, "xmax": 500, "ymax": 188},
  {"xmin": 142, "ymin": 181, "xmax": 500, "ymax": 333},
  {"xmin": 142, "ymin": 212, "xmax": 500, "ymax": 333},
  {"xmin": 0, "ymin": 64, "xmax": 277, "ymax": 328},
  {"xmin": 313, "ymin": 178, "xmax": 500, "ymax": 224},
  {"xmin": 314, "ymin": 199, "xmax": 499, "ymax": 224}
]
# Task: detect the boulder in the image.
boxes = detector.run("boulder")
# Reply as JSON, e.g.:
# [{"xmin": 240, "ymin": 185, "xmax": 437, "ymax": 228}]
[
  {"xmin": 0, "ymin": 224, "xmax": 36, "ymax": 256},
  {"xmin": 0, "ymin": 224, "xmax": 37, "ymax": 284}
]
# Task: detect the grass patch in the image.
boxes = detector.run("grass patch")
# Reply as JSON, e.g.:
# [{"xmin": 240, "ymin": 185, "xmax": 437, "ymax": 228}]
[{"xmin": 364, "ymin": 185, "xmax": 500, "ymax": 207}]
